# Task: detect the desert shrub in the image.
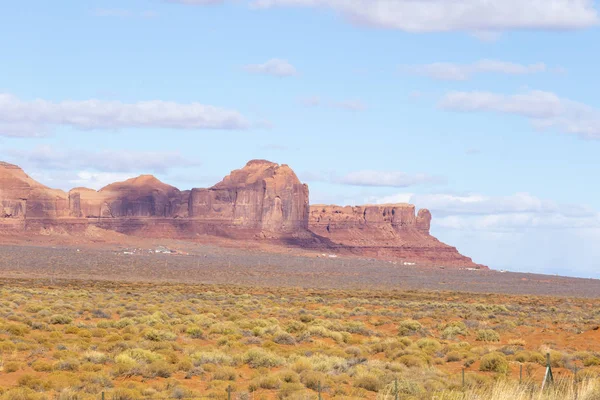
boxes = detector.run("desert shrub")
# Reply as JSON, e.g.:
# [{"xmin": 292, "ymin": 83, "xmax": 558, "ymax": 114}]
[
  {"xmin": 17, "ymin": 375, "xmax": 49, "ymax": 391},
  {"xmin": 191, "ymin": 351, "xmax": 234, "ymax": 366},
  {"xmin": 398, "ymin": 355, "xmax": 427, "ymax": 368},
  {"xmin": 108, "ymin": 388, "xmax": 141, "ymax": 400},
  {"xmin": 144, "ymin": 360, "xmax": 174, "ymax": 378},
  {"xmin": 285, "ymin": 321, "xmax": 306, "ymax": 333},
  {"xmin": 398, "ymin": 320, "xmax": 422, "ymax": 336},
  {"xmin": 278, "ymin": 370, "xmax": 300, "ymax": 384},
  {"xmin": 3, "ymin": 323, "xmax": 30, "ymax": 336},
  {"xmin": 49, "ymin": 315, "xmax": 72, "ymax": 325},
  {"xmin": 479, "ymin": 352, "xmax": 509, "ymax": 373},
  {"xmin": 2, "ymin": 388, "xmax": 44, "ymax": 400},
  {"xmin": 243, "ymin": 348, "xmax": 284, "ymax": 368},
  {"xmin": 278, "ymin": 382, "xmax": 306, "ymax": 399},
  {"xmin": 212, "ymin": 366, "xmax": 237, "ymax": 381},
  {"xmin": 354, "ymin": 374, "xmax": 381, "ymax": 392},
  {"xmin": 300, "ymin": 371, "xmax": 328, "ymax": 390},
  {"xmin": 3, "ymin": 361, "xmax": 21, "ymax": 373},
  {"xmin": 273, "ymin": 332, "xmax": 296, "ymax": 345},
  {"xmin": 186, "ymin": 326, "xmax": 204, "ymax": 339},
  {"xmin": 54, "ymin": 358, "xmax": 80, "ymax": 371},
  {"xmin": 476, "ymin": 329, "xmax": 500, "ymax": 342},
  {"xmin": 417, "ymin": 338, "xmax": 442, "ymax": 353},
  {"xmin": 584, "ymin": 357, "xmax": 600, "ymax": 367},
  {"xmin": 143, "ymin": 329, "xmax": 176, "ymax": 341},
  {"xmin": 250, "ymin": 374, "xmax": 281, "ymax": 391},
  {"xmin": 31, "ymin": 360, "xmax": 53, "ymax": 372},
  {"xmin": 446, "ymin": 351, "xmax": 463, "ymax": 362},
  {"xmin": 441, "ymin": 321, "xmax": 468, "ymax": 339},
  {"xmin": 83, "ymin": 350, "xmax": 108, "ymax": 364}
]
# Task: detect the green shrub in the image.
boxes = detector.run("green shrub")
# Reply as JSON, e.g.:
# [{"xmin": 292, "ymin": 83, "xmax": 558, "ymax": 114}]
[
  {"xmin": 417, "ymin": 338, "xmax": 442, "ymax": 353},
  {"xmin": 186, "ymin": 326, "xmax": 204, "ymax": 339},
  {"xmin": 446, "ymin": 351, "xmax": 462, "ymax": 362},
  {"xmin": 476, "ymin": 329, "xmax": 500, "ymax": 342},
  {"xmin": 354, "ymin": 374, "xmax": 381, "ymax": 392},
  {"xmin": 273, "ymin": 332, "xmax": 296, "ymax": 345},
  {"xmin": 479, "ymin": 352, "xmax": 509, "ymax": 373},
  {"xmin": 441, "ymin": 322, "xmax": 468, "ymax": 339},
  {"xmin": 143, "ymin": 329, "xmax": 176, "ymax": 341},
  {"xmin": 398, "ymin": 320, "xmax": 422, "ymax": 336},
  {"xmin": 243, "ymin": 348, "xmax": 284, "ymax": 368},
  {"xmin": 212, "ymin": 366, "xmax": 237, "ymax": 381},
  {"xmin": 49, "ymin": 315, "xmax": 72, "ymax": 325}
]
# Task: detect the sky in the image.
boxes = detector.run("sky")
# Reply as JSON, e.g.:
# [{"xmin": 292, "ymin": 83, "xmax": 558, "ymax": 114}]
[{"xmin": 1, "ymin": 0, "xmax": 599, "ymax": 278}]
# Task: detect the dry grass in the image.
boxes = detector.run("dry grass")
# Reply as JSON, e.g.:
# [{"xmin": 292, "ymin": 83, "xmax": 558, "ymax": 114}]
[{"xmin": 0, "ymin": 278, "xmax": 599, "ymax": 399}]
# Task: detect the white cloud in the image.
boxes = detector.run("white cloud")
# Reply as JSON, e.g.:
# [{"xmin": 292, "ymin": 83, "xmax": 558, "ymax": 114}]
[
  {"xmin": 244, "ymin": 59, "xmax": 298, "ymax": 77},
  {"xmin": 340, "ymin": 171, "xmax": 444, "ymax": 188},
  {"xmin": 69, "ymin": 172, "xmax": 139, "ymax": 190},
  {"xmin": 439, "ymin": 90, "xmax": 600, "ymax": 139},
  {"xmin": 404, "ymin": 60, "xmax": 548, "ymax": 81},
  {"xmin": 7, "ymin": 146, "xmax": 198, "ymax": 173},
  {"xmin": 250, "ymin": 0, "xmax": 599, "ymax": 32},
  {"xmin": 0, "ymin": 93, "xmax": 249, "ymax": 137},
  {"xmin": 373, "ymin": 192, "xmax": 600, "ymax": 231}
]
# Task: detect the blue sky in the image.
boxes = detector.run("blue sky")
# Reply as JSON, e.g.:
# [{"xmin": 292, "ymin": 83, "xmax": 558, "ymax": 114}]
[{"xmin": 1, "ymin": 0, "xmax": 600, "ymax": 277}]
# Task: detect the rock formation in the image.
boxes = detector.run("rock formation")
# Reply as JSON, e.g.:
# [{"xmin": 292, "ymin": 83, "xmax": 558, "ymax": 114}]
[
  {"xmin": 0, "ymin": 159, "xmax": 482, "ymax": 267},
  {"xmin": 309, "ymin": 204, "xmax": 481, "ymax": 267},
  {"xmin": 189, "ymin": 160, "xmax": 309, "ymax": 232}
]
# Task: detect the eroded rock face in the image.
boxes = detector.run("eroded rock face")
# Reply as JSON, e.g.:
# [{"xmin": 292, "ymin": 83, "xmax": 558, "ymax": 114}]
[
  {"xmin": 309, "ymin": 204, "xmax": 481, "ymax": 268},
  {"xmin": 69, "ymin": 176, "xmax": 184, "ymax": 218},
  {"xmin": 190, "ymin": 160, "xmax": 309, "ymax": 232},
  {"xmin": 0, "ymin": 162, "xmax": 69, "ymax": 219},
  {"xmin": 0, "ymin": 159, "xmax": 482, "ymax": 267}
]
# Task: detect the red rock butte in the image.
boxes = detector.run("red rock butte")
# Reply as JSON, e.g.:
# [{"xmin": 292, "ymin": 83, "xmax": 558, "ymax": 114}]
[{"xmin": 0, "ymin": 159, "xmax": 484, "ymax": 268}]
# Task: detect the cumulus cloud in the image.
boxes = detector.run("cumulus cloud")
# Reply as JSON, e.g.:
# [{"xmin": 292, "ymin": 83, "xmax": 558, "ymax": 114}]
[
  {"xmin": 68, "ymin": 172, "xmax": 139, "ymax": 190},
  {"xmin": 404, "ymin": 60, "xmax": 548, "ymax": 81},
  {"xmin": 373, "ymin": 192, "xmax": 600, "ymax": 231},
  {"xmin": 303, "ymin": 170, "xmax": 443, "ymax": 188},
  {"xmin": 250, "ymin": 0, "xmax": 599, "ymax": 32},
  {"xmin": 7, "ymin": 146, "xmax": 198, "ymax": 173},
  {"xmin": 340, "ymin": 171, "xmax": 444, "ymax": 188},
  {"xmin": 0, "ymin": 93, "xmax": 249, "ymax": 137},
  {"xmin": 244, "ymin": 59, "xmax": 298, "ymax": 77},
  {"xmin": 439, "ymin": 90, "xmax": 600, "ymax": 139}
]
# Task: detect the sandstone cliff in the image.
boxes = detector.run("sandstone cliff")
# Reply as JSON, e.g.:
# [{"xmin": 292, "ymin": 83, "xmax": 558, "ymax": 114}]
[
  {"xmin": 0, "ymin": 161, "xmax": 69, "ymax": 219},
  {"xmin": 309, "ymin": 204, "xmax": 481, "ymax": 267},
  {"xmin": 189, "ymin": 160, "xmax": 309, "ymax": 232},
  {"xmin": 0, "ymin": 160, "xmax": 481, "ymax": 267}
]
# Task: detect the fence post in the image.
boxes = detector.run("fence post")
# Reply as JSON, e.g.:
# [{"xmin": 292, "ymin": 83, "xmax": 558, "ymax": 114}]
[
  {"xmin": 519, "ymin": 364, "xmax": 523, "ymax": 384},
  {"xmin": 542, "ymin": 353, "xmax": 554, "ymax": 389},
  {"xmin": 394, "ymin": 378, "xmax": 399, "ymax": 400},
  {"xmin": 102, "ymin": 392, "xmax": 105, "ymax": 400},
  {"xmin": 227, "ymin": 385, "xmax": 231, "ymax": 400},
  {"xmin": 318, "ymin": 381, "xmax": 322, "ymax": 400},
  {"xmin": 462, "ymin": 368, "xmax": 465, "ymax": 389}
]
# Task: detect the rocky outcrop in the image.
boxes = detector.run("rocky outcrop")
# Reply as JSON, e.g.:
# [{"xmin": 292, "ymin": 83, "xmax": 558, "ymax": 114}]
[
  {"xmin": 189, "ymin": 160, "xmax": 309, "ymax": 232},
  {"xmin": 0, "ymin": 161, "xmax": 69, "ymax": 219},
  {"xmin": 0, "ymin": 159, "xmax": 482, "ymax": 267},
  {"xmin": 309, "ymin": 204, "xmax": 482, "ymax": 268},
  {"xmin": 69, "ymin": 176, "xmax": 185, "ymax": 218}
]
